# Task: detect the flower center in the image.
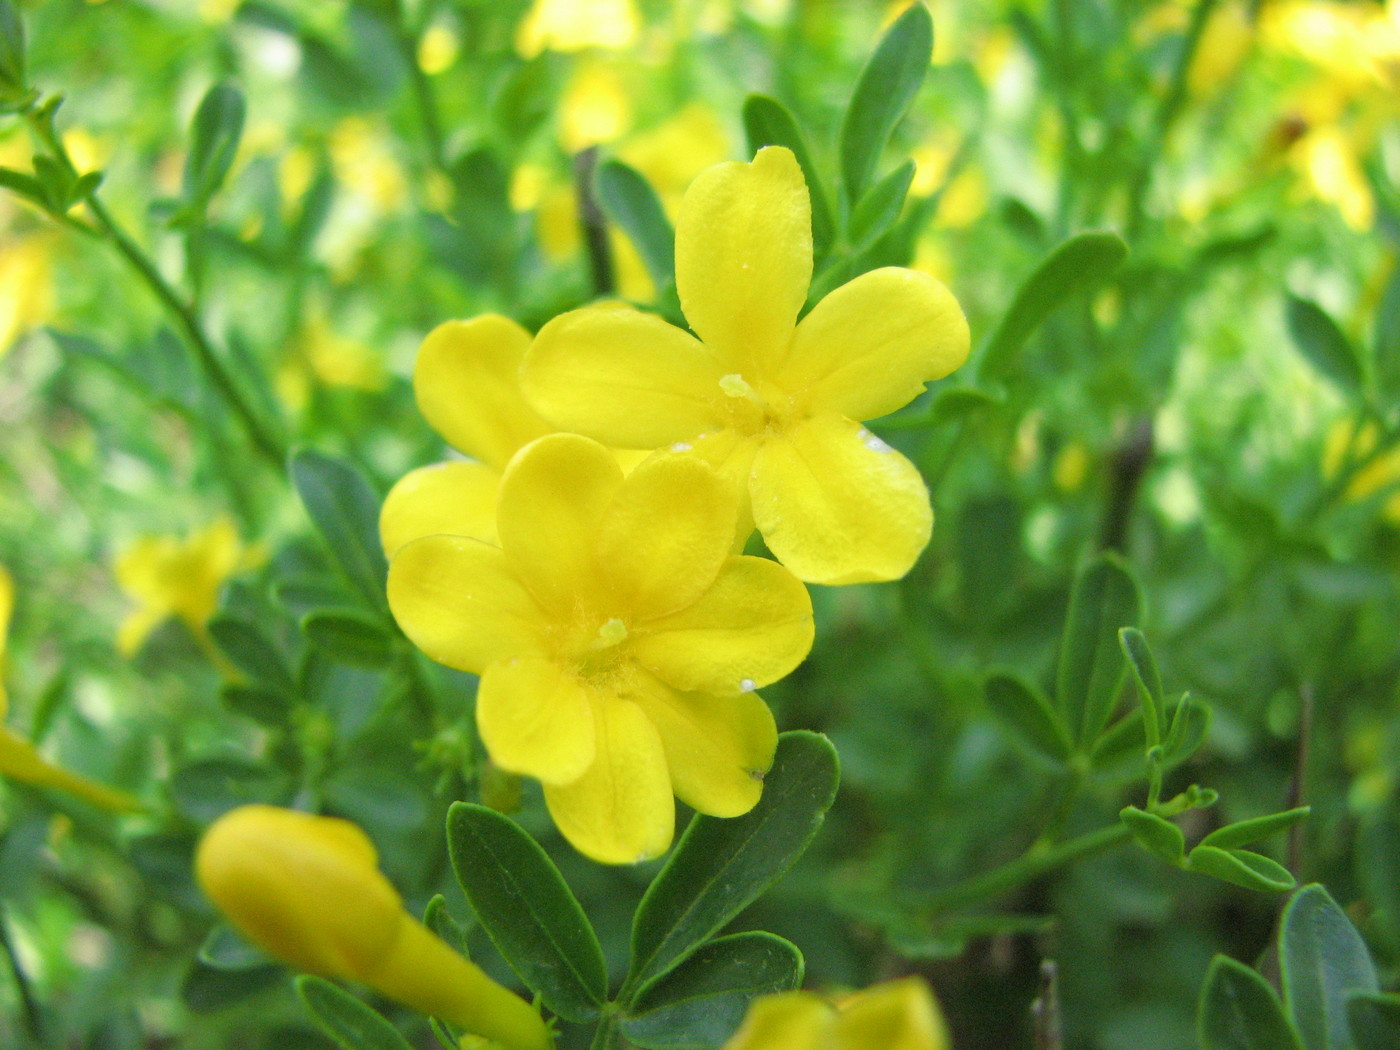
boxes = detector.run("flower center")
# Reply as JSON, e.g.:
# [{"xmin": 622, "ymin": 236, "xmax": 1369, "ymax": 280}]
[{"xmin": 715, "ymin": 372, "xmax": 791, "ymax": 435}]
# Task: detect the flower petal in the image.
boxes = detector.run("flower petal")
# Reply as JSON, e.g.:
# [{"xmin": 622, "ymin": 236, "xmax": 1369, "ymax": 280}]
[
  {"xmin": 750, "ymin": 415, "xmax": 932, "ymax": 585},
  {"xmin": 522, "ymin": 303, "xmax": 724, "ymax": 449},
  {"xmin": 630, "ymin": 675, "xmax": 776, "ymax": 818},
  {"xmin": 388, "ymin": 536, "xmax": 545, "ymax": 673},
  {"xmin": 414, "ymin": 315, "xmax": 551, "ymax": 470},
  {"xmin": 675, "ymin": 146, "xmax": 812, "ymax": 374},
  {"xmin": 477, "ymin": 657, "xmax": 595, "ymax": 785},
  {"xmin": 596, "ymin": 452, "xmax": 737, "ymax": 621},
  {"xmin": 0, "ymin": 728, "xmax": 139, "ymax": 811},
  {"xmin": 631, "ymin": 555, "xmax": 812, "ymax": 694},
  {"xmin": 379, "ymin": 461, "xmax": 500, "ymax": 556},
  {"xmin": 544, "ymin": 695, "xmax": 674, "ymax": 863},
  {"xmin": 833, "ymin": 978, "xmax": 951, "ymax": 1050},
  {"xmin": 782, "ymin": 267, "xmax": 970, "ymax": 420},
  {"xmin": 497, "ymin": 434, "xmax": 623, "ymax": 614},
  {"xmin": 722, "ymin": 992, "xmax": 837, "ymax": 1050}
]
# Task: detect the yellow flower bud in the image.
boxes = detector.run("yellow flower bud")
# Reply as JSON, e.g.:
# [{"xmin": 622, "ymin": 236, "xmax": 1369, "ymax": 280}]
[{"xmin": 196, "ymin": 806, "xmax": 553, "ymax": 1050}]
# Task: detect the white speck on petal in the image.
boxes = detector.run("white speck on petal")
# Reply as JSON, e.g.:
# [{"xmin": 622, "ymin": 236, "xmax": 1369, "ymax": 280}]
[
  {"xmin": 739, "ymin": 678, "xmax": 756, "ymax": 693},
  {"xmin": 671, "ymin": 441, "xmax": 692, "ymax": 452},
  {"xmin": 858, "ymin": 427, "xmax": 893, "ymax": 453}
]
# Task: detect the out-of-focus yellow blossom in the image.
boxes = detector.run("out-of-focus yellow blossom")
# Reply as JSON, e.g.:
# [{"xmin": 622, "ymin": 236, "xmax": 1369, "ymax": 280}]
[
  {"xmin": 418, "ymin": 24, "xmax": 460, "ymax": 75},
  {"xmin": 278, "ymin": 313, "xmax": 388, "ymax": 409},
  {"xmin": 560, "ymin": 59, "xmax": 633, "ymax": 153},
  {"xmin": 197, "ymin": 805, "xmax": 552, "ymax": 1050},
  {"xmin": 0, "ymin": 233, "xmax": 56, "ymax": 356},
  {"xmin": 389, "ymin": 434, "xmax": 814, "ymax": 863},
  {"xmin": 523, "ymin": 147, "xmax": 971, "ymax": 585},
  {"xmin": 115, "ymin": 517, "xmax": 253, "ymax": 656},
  {"xmin": 1140, "ymin": 0, "xmax": 1256, "ymax": 94},
  {"xmin": 1322, "ymin": 416, "xmax": 1400, "ymax": 522},
  {"xmin": 0, "ymin": 565, "xmax": 140, "ymax": 811},
  {"xmin": 516, "ymin": 0, "xmax": 640, "ymax": 56},
  {"xmin": 723, "ymin": 977, "xmax": 950, "ymax": 1050},
  {"xmin": 330, "ymin": 117, "xmax": 407, "ymax": 214},
  {"xmin": 1053, "ymin": 442, "xmax": 1092, "ymax": 493},
  {"xmin": 198, "ymin": 0, "xmax": 242, "ymax": 23}
]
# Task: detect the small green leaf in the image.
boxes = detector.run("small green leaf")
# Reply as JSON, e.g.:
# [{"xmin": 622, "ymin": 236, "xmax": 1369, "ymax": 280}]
[
  {"xmin": 220, "ymin": 683, "xmax": 292, "ymax": 727},
  {"xmin": 983, "ymin": 672, "xmax": 1071, "ymax": 764},
  {"xmin": 1199, "ymin": 808, "xmax": 1311, "ymax": 852},
  {"xmin": 1119, "ymin": 627, "xmax": 1165, "ymax": 744},
  {"xmin": 1163, "ymin": 694, "xmax": 1212, "ymax": 766},
  {"xmin": 207, "ymin": 615, "xmax": 296, "ymax": 693},
  {"xmin": 0, "ymin": 1, "xmax": 27, "ymax": 102},
  {"xmin": 976, "ymin": 231, "xmax": 1129, "ymax": 380},
  {"xmin": 301, "ymin": 608, "xmax": 396, "ymax": 668},
  {"xmin": 1120, "ymin": 806, "xmax": 1185, "ymax": 864},
  {"xmin": 1358, "ymin": 810, "xmax": 1400, "ymax": 951},
  {"xmin": 184, "ymin": 82, "xmax": 246, "ymax": 207},
  {"xmin": 622, "ymin": 931, "xmax": 803, "ymax": 1050},
  {"xmin": 446, "ymin": 803, "xmax": 606, "ymax": 1022},
  {"xmin": 839, "ymin": 2, "xmax": 932, "ymax": 204},
  {"xmin": 423, "ymin": 894, "xmax": 473, "ymax": 960},
  {"xmin": 290, "ymin": 449, "xmax": 390, "ymax": 611},
  {"xmin": 169, "ymin": 757, "xmax": 286, "ymax": 824},
  {"xmin": 1055, "ymin": 553, "xmax": 1142, "ymax": 747},
  {"xmin": 1372, "ymin": 264, "xmax": 1400, "ymax": 403},
  {"xmin": 627, "ymin": 732, "xmax": 839, "ymax": 999},
  {"xmin": 0, "ymin": 166, "xmax": 45, "ymax": 207},
  {"xmin": 1186, "ymin": 847, "xmax": 1295, "ymax": 893},
  {"xmin": 197, "ymin": 925, "xmax": 268, "ymax": 971},
  {"xmin": 848, "ymin": 160, "xmax": 915, "ymax": 253},
  {"xmin": 1285, "ymin": 295, "xmax": 1362, "ymax": 396},
  {"xmin": 296, "ymin": 976, "xmax": 415, "ymax": 1050},
  {"xmin": 595, "ymin": 159, "xmax": 675, "ymax": 292},
  {"xmin": 742, "ymin": 94, "xmax": 834, "ymax": 249},
  {"xmin": 1347, "ymin": 991, "xmax": 1400, "ymax": 1050},
  {"xmin": 1281, "ymin": 884, "xmax": 1377, "ymax": 1050},
  {"xmin": 1198, "ymin": 955, "xmax": 1304, "ymax": 1050}
]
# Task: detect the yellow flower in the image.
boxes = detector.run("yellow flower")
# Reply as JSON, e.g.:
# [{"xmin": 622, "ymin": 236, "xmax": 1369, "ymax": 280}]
[
  {"xmin": 115, "ymin": 518, "xmax": 251, "ymax": 656},
  {"xmin": 196, "ymin": 805, "xmax": 552, "ymax": 1050},
  {"xmin": 522, "ymin": 147, "xmax": 971, "ymax": 585},
  {"xmin": 516, "ymin": 0, "xmax": 640, "ymax": 57},
  {"xmin": 388, "ymin": 433, "xmax": 814, "ymax": 863},
  {"xmin": 1322, "ymin": 416, "xmax": 1400, "ymax": 522},
  {"xmin": 0, "ymin": 565, "xmax": 139, "ymax": 811},
  {"xmin": 0, "ymin": 233, "xmax": 56, "ymax": 357},
  {"xmin": 723, "ymin": 977, "xmax": 950, "ymax": 1050}
]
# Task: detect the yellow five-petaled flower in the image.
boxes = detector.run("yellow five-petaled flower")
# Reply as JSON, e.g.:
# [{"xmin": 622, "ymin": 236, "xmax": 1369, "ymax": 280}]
[
  {"xmin": 388, "ymin": 433, "xmax": 814, "ymax": 863},
  {"xmin": 522, "ymin": 145, "xmax": 971, "ymax": 585}
]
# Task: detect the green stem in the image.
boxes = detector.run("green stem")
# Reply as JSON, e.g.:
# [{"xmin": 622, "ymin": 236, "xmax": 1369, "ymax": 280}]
[
  {"xmin": 589, "ymin": 1010, "xmax": 628, "ymax": 1050},
  {"xmin": 390, "ymin": 2, "xmax": 447, "ymax": 172}
]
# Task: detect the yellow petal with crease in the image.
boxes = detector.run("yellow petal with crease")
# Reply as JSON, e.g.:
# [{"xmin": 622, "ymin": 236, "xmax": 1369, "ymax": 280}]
[
  {"xmin": 631, "ymin": 555, "xmax": 812, "ymax": 694},
  {"xmin": 722, "ymin": 991, "xmax": 836, "ymax": 1050},
  {"xmin": 630, "ymin": 675, "xmax": 776, "ymax": 818},
  {"xmin": 497, "ymin": 434, "xmax": 623, "ymax": 614},
  {"xmin": 388, "ymin": 536, "xmax": 545, "ymax": 674},
  {"xmin": 782, "ymin": 267, "xmax": 970, "ymax": 420},
  {"xmin": 751, "ymin": 415, "xmax": 932, "ymax": 585},
  {"xmin": 522, "ymin": 303, "xmax": 723, "ymax": 448},
  {"xmin": 477, "ymin": 657, "xmax": 595, "ymax": 785},
  {"xmin": 543, "ymin": 695, "xmax": 673, "ymax": 864},
  {"xmin": 379, "ymin": 461, "xmax": 500, "ymax": 556},
  {"xmin": 413, "ymin": 315, "xmax": 551, "ymax": 469},
  {"xmin": 833, "ymin": 978, "xmax": 951, "ymax": 1050},
  {"xmin": 675, "ymin": 146, "xmax": 811, "ymax": 374},
  {"xmin": 595, "ymin": 452, "xmax": 736, "ymax": 620}
]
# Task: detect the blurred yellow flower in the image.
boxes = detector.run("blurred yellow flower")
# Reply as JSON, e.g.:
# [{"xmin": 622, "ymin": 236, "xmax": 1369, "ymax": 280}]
[
  {"xmin": 516, "ymin": 0, "xmax": 640, "ymax": 56},
  {"xmin": 1322, "ymin": 416, "xmax": 1400, "ymax": 522},
  {"xmin": 417, "ymin": 24, "xmax": 460, "ymax": 76},
  {"xmin": 330, "ymin": 117, "xmax": 407, "ymax": 213},
  {"xmin": 388, "ymin": 434, "xmax": 813, "ymax": 863},
  {"xmin": 277, "ymin": 313, "xmax": 388, "ymax": 410},
  {"xmin": 560, "ymin": 59, "xmax": 633, "ymax": 153},
  {"xmin": 0, "ymin": 233, "xmax": 56, "ymax": 357},
  {"xmin": 723, "ymin": 977, "xmax": 950, "ymax": 1050},
  {"xmin": 114, "ymin": 517, "xmax": 252, "ymax": 656},
  {"xmin": 197, "ymin": 805, "xmax": 551, "ymax": 1049},
  {"xmin": 523, "ymin": 147, "xmax": 970, "ymax": 584}
]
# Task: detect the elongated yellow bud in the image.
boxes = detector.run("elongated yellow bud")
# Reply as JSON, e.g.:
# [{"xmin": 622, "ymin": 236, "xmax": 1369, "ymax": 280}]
[{"xmin": 196, "ymin": 805, "xmax": 552, "ymax": 1050}]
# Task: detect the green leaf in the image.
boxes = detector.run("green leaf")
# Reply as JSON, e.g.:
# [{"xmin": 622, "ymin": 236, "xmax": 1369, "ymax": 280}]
[
  {"xmin": 1280, "ymin": 884, "xmax": 1377, "ymax": 1050},
  {"xmin": 1120, "ymin": 806, "xmax": 1185, "ymax": 865},
  {"xmin": 838, "ymin": 2, "xmax": 932, "ymax": 204},
  {"xmin": 423, "ymin": 894, "xmax": 473, "ymax": 961},
  {"xmin": 1198, "ymin": 955, "xmax": 1304, "ymax": 1050},
  {"xmin": 848, "ymin": 160, "xmax": 915, "ymax": 253},
  {"xmin": 1358, "ymin": 810, "xmax": 1400, "ymax": 951},
  {"xmin": 220, "ymin": 683, "xmax": 292, "ymax": 727},
  {"xmin": 621, "ymin": 932, "xmax": 803, "ymax": 1050},
  {"xmin": 1186, "ymin": 847, "xmax": 1295, "ymax": 893},
  {"xmin": 983, "ymin": 672, "xmax": 1071, "ymax": 764},
  {"xmin": 1119, "ymin": 627, "xmax": 1165, "ymax": 744},
  {"xmin": 197, "ymin": 925, "xmax": 268, "ymax": 971},
  {"xmin": 976, "ymin": 231, "xmax": 1128, "ymax": 381},
  {"xmin": 627, "ymin": 731, "xmax": 839, "ymax": 998},
  {"xmin": 446, "ymin": 803, "xmax": 606, "ymax": 1022},
  {"xmin": 595, "ymin": 159, "xmax": 675, "ymax": 292},
  {"xmin": 1055, "ymin": 553, "xmax": 1142, "ymax": 747},
  {"xmin": 184, "ymin": 82, "xmax": 245, "ymax": 207},
  {"xmin": 1162, "ymin": 694, "xmax": 1212, "ymax": 766},
  {"xmin": 1372, "ymin": 263, "xmax": 1400, "ymax": 403},
  {"xmin": 1285, "ymin": 295, "xmax": 1362, "ymax": 396},
  {"xmin": 301, "ymin": 608, "xmax": 396, "ymax": 668},
  {"xmin": 290, "ymin": 449, "xmax": 389, "ymax": 611},
  {"xmin": 1199, "ymin": 808, "xmax": 1311, "ymax": 852},
  {"xmin": 1347, "ymin": 992, "xmax": 1400, "ymax": 1050},
  {"xmin": 207, "ymin": 615, "xmax": 296, "ymax": 694},
  {"xmin": 0, "ymin": 166, "xmax": 45, "ymax": 207},
  {"xmin": 296, "ymin": 976, "xmax": 415, "ymax": 1050},
  {"xmin": 169, "ymin": 757, "xmax": 286, "ymax": 824},
  {"xmin": 0, "ymin": 0, "xmax": 26, "ymax": 100},
  {"xmin": 742, "ymin": 94, "xmax": 834, "ymax": 249}
]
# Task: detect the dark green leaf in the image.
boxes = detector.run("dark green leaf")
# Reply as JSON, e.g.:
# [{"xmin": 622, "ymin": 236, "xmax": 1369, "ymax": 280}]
[
  {"xmin": 169, "ymin": 757, "xmax": 287, "ymax": 824},
  {"xmin": 220, "ymin": 683, "xmax": 292, "ymax": 727},
  {"xmin": 1055, "ymin": 553, "xmax": 1142, "ymax": 747},
  {"xmin": 446, "ymin": 803, "xmax": 606, "ymax": 1022},
  {"xmin": 838, "ymin": 2, "xmax": 933, "ymax": 203},
  {"xmin": 1199, "ymin": 808, "xmax": 1311, "ymax": 852},
  {"xmin": 1285, "ymin": 295, "xmax": 1362, "ymax": 396},
  {"xmin": 290, "ymin": 449, "xmax": 389, "ymax": 611},
  {"xmin": 1187, "ymin": 847, "xmax": 1295, "ymax": 893},
  {"xmin": 1373, "ymin": 263, "xmax": 1400, "ymax": 403},
  {"xmin": 208, "ymin": 615, "xmax": 296, "ymax": 693},
  {"xmin": 742, "ymin": 94, "xmax": 834, "ymax": 249},
  {"xmin": 296, "ymin": 976, "xmax": 415, "ymax": 1050},
  {"xmin": 976, "ymin": 231, "xmax": 1128, "ymax": 380},
  {"xmin": 301, "ymin": 608, "xmax": 396, "ymax": 668},
  {"xmin": 595, "ymin": 159, "xmax": 675, "ymax": 291},
  {"xmin": 183, "ymin": 82, "xmax": 245, "ymax": 207},
  {"xmin": 197, "ymin": 925, "xmax": 269, "ymax": 971},
  {"xmin": 1281, "ymin": 884, "xmax": 1377, "ymax": 1050},
  {"xmin": 1120, "ymin": 806, "xmax": 1185, "ymax": 864},
  {"xmin": 622, "ymin": 932, "xmax": 803, "ymax": 1050},
  {"xmin": 1198, "ymin": 955, "xmax": 1304, "ymax": 1050},
  {"xmin": 1347, "ymin": 992, "xmax": 1400, "ymax": 1050},
  {"xmin": 983, "ymin": 672, "xmax": 1071, "ymax": 764},
  {"xmin": 627, "ymin": 732, "xmax": 839, "ymax": 998},
  {"xmin": 423, "ymin": 895, "xmax": 472, "ymax": 961},
  {"xmin": 0, "ymin": 166, "xmax": 44, "ymax": 207},
  {"xmin": 1119, "ymin": 627, "xmax": 1165, "ymax": 743},
  {"xmin": 848, "ymin": 160, "xmax": 915, "ymax": 253},
  {"xmin": 1358, "ymin": 810, "xmax": 1400, "ymax": 951},
  {"xmin": 182, "ymin": 961, "xmax": 280, "ymax": 1012}
]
